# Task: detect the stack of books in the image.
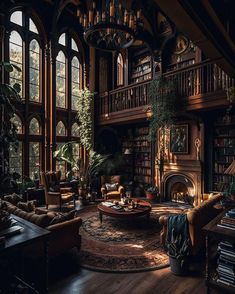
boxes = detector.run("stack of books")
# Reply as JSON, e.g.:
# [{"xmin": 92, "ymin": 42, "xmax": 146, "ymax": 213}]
[
  {"xmin": 217, "ymin": 209, "xmax": 235, "ymax": 230},
  {"xmin": 217, "ymin": 241, "xmax": 235, "ymax": 287}
]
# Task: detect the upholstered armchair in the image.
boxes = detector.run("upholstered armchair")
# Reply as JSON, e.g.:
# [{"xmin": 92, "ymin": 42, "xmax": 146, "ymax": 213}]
[
  {"xmin": 41, "ymin": 171, "xmax": 76, "ymax": 210},
  {"xmin": 100, "ymin": 175, "xmax": 124, "ymax": 200}
]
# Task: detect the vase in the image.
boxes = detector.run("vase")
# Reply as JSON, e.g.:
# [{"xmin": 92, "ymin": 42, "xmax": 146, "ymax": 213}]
[
  {"xmin": 169, "ymin": 256, "xmax": 186, "ymax": 276},
  {"xmin": 145, "ymin": 192, "xmax": 156, "ymax": 200}
]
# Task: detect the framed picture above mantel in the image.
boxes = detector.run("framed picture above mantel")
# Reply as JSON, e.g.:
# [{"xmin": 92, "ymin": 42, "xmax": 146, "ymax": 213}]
[{"xmin": 170, "ymin": 124, "xmax": 189, "ymax": 154}]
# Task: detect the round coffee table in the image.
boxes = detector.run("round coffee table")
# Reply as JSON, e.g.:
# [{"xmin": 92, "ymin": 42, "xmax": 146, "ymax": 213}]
[{"xmin": 97, "ymin": 199, "xmax": 151, "ymax": 223}]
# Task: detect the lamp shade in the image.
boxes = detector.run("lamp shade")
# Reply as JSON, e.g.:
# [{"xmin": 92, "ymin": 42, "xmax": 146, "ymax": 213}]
[{"xmin": 124, "ymin": 148, "xmax": 132, "ymax": 155}]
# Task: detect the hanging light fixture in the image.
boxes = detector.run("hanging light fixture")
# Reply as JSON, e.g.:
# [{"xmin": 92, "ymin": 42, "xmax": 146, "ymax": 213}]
[{"xmin": 77, "ymin": 1, "xmax": 143, "ymax": 51}]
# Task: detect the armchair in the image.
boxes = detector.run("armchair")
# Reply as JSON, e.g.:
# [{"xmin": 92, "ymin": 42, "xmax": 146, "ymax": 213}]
[
  {"xmin": 101, "ymin": 175, "xmax": 124, "ymax": 200},
  {"xmin": 41, "ymin": 171, "xmax": 76, "ymax": 210}
]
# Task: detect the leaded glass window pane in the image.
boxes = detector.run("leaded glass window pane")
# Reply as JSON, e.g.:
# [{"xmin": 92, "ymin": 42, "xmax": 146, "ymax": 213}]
[
  {"xmin": 9, "ymin": 142, "xmax": 23, "ymax": 179},
  {"xmin": 10, "ymin": 114, "xmax": 23, "ymax": 134},
  {"xmin": 71, "ymin": 56, "xmax": 80, "ymax": 111},
  {"xmin": 29, "ymin": 18, "xmax": 39, "ymax": 34},
  {"xmin": 29, "ymin": 39, "xmax": 40, "ymax": 102},
  {"xmin": 56, "ymin": 121, "xmax": 66, "ymax": 136},
  {"xmin": 71, "ymin": 123, "xmax": 79, "ymax": 137},
  {"xmin": 9, "ymin": 31, "xmax": 23, "ymax": 96},
  {"xmin": 56, "ymin": 142, "xmax": 66, "ymax": 179},
  {"xmin": 56, "ymin": 51, "xmax": 66, "ymax": 108},
  {"xmin": 29, "ymin": 118, "xmax": 40, "ymax": 135},
  {"xmin": 71, "ymin": 38, "xmax": 79, "ymax": 52},
  {"xmin": 29, "ymin": 142, "xmax": 40, "ymax": 179},
  {"xmin": 117, "ymin": 53, "xmax": 124, "ymax": 86},
  {"xmin": 58, "ymin": 33, "xmax": 66, "ymax": 46},
  {"xmin": 10, "ymin": 11, "xmax": 22, "ymax": 26}
]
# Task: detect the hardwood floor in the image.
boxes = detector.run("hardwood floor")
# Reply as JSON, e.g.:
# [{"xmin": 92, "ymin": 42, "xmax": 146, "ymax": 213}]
[
  {"xmin": 48, "ymin": 250, "xmax": 211, "ymax": 294},
  {"xmin": 49, "ymin": 266, "xmax": 208, "ymax": 294}
]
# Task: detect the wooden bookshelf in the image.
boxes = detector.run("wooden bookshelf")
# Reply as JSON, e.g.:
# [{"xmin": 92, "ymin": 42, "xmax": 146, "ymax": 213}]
[
  {"xmin": 131, "ymin": 55, "xmax": 152, "ymax": 84},
  {"xmin": 213, "ymin": 117, "xmax": 235, "ymax": 192},
  {"xmin": 122, "ymin": 126, "xmax": 151, "ymax": 187}
]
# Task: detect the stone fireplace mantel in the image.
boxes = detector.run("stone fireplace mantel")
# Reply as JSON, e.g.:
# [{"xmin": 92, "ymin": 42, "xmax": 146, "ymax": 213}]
[{"xmin": 161, "ymin": 160, "xmax": 203, "ymax": 206}]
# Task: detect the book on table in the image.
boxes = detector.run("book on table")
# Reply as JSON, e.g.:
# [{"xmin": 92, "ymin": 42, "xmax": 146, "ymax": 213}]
[{"xmin": 0, "ymin": 225, "xmax": 23, "ymax": 237}]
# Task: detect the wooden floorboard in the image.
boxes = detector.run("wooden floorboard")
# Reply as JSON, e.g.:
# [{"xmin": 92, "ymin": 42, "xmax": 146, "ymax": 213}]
[{"xmin": 49, "ymin": 265, "xmax": 212, "ymax": 294}]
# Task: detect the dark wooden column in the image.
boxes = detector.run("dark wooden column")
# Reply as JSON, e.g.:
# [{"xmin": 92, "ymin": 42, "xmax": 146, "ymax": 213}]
[
  {"xmin": 44, "ymin": 45, "xmax": 51, "ymax": 171},
  {"xmin": 49, "ymin": 38, "xmax": 57, "ymax": 171}
]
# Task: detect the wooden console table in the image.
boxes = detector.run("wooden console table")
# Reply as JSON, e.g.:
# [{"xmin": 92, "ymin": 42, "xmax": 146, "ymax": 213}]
[
  {"xmin": 0, "ymin": 215, "xmax": 50, "ymax": 293},
  {"xmin": 203, "ymin": 210, "xmax": 235, "ymax": 294}
]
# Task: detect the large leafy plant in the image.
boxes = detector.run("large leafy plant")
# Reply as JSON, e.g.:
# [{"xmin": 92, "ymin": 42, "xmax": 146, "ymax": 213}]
[
  {"xmin": 54, "ymin": 87, "xmax": 108, "ymax": 189},
  {"xmin": 0, "ymin": 61, "xmax": 21, "ymax": 196}
]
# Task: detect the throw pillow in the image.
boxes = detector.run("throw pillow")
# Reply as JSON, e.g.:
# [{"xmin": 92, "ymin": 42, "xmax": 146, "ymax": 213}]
[
  {"xmin": 17, "ymin": 200, "xmax": 36, "ymax": 212},
  {"xmin": 105, "ymin": 183, "xmax": 118, "ymax": 192},
  {"xmin": 4, "ymin": 193, "xmax": 23, "ymax": 205},
  {"xmin": 35, "ymin": 208, "xmax": 48, "ymax": 215},
  {"xmin": 49, "ymin": 210, "xmax": 77, "ymax": 225},
  {"xmin": 49, "ymin": 184, "xmax": 60, "ymax": 192}
]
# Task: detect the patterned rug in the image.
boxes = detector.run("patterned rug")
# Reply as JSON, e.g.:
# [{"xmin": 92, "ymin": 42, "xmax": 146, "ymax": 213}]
[{"xmin": 78, "ymin": 203, "xmax": 187, "ymax": 273}]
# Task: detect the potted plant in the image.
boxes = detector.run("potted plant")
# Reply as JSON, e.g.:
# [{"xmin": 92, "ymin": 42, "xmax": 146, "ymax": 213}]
[
  {"xmin": 167, "ymin": 232, "xmax": 191, "ymax": 275},
  {"xmin": 145, "ymin": 185, "xmax": 159, "ymax": 200}
]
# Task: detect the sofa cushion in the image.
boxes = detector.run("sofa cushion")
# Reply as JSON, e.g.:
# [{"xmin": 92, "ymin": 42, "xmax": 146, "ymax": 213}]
[
  {"xmin": 105, "ymin": 183, "xmax": 118, "ymax": 192},
  {"xmin": 17, "ymin": 200, "xmax": 36, "ymax": 212},
  {"xmin": 49, "ymin": 210, "xmax": 77, "ymax": 225},
  {"xmin": 4, "ymin": 193, "xmax": 22, "ymax": 205}
]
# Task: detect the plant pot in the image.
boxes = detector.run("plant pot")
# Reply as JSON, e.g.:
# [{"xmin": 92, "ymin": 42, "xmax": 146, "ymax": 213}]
[
  {"xmin": 145, "ymin": 192, "xmax": 156, "ymax": 200},
  {"xmin": 169, "ymin": 256, "xmax": 186, "ymax": 276},
  {"xmin": 78, "ymin": 188, "xmax": 87, "ymax": 197}
]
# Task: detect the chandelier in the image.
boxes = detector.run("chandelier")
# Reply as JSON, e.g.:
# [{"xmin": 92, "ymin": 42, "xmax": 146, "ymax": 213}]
[{"xmin": 77, "ymin": 1, "xmax": 143, "ymax": 51}]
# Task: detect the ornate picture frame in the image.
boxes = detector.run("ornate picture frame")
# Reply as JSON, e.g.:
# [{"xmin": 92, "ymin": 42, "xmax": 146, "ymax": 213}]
[
  {"xmin": 170, "ymin": 124, "xmax": 189, "ymax": 154},
  {"xmin": 174, "ymin": 34, "xmax": 189, "ymax": 55}
]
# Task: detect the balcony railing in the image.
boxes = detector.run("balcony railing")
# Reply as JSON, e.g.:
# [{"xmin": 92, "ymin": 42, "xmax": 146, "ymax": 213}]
[{"xmin": 97, "ymin": 60, "xmax": 234, "ymax": 120}]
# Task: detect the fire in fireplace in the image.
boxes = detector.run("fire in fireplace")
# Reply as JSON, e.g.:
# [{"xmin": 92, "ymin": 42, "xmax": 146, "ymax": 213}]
[{"xmin": 165, "ymin": 174, "xmax": 195, "ymax": 205}]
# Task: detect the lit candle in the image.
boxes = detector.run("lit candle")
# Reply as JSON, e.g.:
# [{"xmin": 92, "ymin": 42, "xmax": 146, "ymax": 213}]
[
  {"xmin": 129, "ymin": 15, "xmax": 133, "ymax": 29},
  {"xmin": 89, "ymin": 10, "xmax": 93, "ymax": 24},
  {"xmin": 97, "ymin": 11, "xmax": 101, "ymax": 23},
  {"xmin": 137, "ymin": 9, "xmax": 141, "ymax": 19},
  {"xmin": 80, "ymin": 15, "xmax": 83, "ymax": 25},
  {"xmin": 124, "ymin": 10, "xmax": 128, "ymax": 24},
  {"xmin": 77, "ymin": 9, "xmax": 81, "ymax": 17},
  {"xmin": 84, "ymin": 15, "xmax": 87, "ymax": 28},
  {"xmin": 110, "ymin": 1, "xmax": 114, "ymax": 18}
]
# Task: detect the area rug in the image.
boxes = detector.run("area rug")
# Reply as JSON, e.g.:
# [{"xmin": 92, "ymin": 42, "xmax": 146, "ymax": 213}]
[{"xmin": 78, "ymin": 203, "xmax": 186, "ymax": 273}]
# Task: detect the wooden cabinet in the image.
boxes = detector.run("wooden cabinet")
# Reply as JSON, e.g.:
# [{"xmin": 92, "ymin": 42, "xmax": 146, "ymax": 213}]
[
  {"xmin": 203, "ymin": 210, "xmax": 235, "ymax": 293},
  {"xmin": 213, "ymin": 117, "xmax": 235, "ymax": 191}
]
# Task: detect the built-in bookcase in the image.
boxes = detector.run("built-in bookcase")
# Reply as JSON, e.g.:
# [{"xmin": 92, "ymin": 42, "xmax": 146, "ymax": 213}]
[
  {"xmin": 131, "ymin": 55, "xmax": 152, "ymax": 84},
  {"xmin": 213, "ymin": 116, "xmax": 235, "ymax": 191},
  {"xmin": 122, "ymin": 125, "xmax": 151, "ymax": 187}
]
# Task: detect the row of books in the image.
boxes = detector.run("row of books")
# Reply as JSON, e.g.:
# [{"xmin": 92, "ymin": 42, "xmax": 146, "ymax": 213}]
[
  {"xmin": 217, "ymin": 241, "xmax": 235, "ymax": 288},
  {"xmin": 217, "ymin": 209, "xmax": 235, "ymax": 231}
]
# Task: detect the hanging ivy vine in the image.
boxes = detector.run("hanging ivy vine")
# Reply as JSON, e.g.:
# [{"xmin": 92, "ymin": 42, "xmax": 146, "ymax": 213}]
[
  {"xmin": 148, "ymin": 75, "xmax": 177, "ymax": 142},
  {"xmin": 76, "ymin": 87, "xmax": 94, "ymax": 151}
]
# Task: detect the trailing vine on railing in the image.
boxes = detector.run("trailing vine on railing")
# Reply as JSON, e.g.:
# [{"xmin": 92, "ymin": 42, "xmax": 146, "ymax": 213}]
[{"xmin": 148, "ymin": 75, "xmax": 177, "ymax": 142}]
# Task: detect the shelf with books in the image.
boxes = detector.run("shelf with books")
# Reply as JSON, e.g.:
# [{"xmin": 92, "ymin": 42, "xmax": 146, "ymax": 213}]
[
  {"xmin": 213, "ymin": 120, "xmax": 235, "ymax": 192},
  {"xmin": 122, "ymin": 125, "xmax": 151, "ymax": 187},
  {"xmin": 203, "ymin": 211, "xmax": 235, "ymax": 294}
]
